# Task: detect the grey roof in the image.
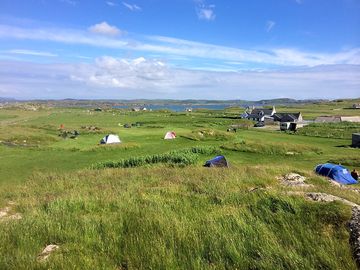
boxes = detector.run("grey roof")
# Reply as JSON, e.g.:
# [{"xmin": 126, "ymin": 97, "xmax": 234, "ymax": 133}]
[
  {"xmin": 251, "ymin": 108, "xmax": 273, "ymax": 116},
  {"xmin": 273, "ymin": 112, "xmax": 301, "ymax": 122},
  {"xmin": 247, "ymin": 113, "xmax": 263, "ymax": 119}
]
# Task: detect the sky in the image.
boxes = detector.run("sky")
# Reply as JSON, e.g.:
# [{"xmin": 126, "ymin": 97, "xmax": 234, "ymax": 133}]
[{"xmin": 0, "ymin": 0, "xmax": 359, "ymax": 100}]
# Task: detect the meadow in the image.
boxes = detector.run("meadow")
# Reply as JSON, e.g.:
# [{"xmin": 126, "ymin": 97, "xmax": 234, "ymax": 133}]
[{"xmin": 0, "ymin": 100, "xmax": 360, "ymax": 269}]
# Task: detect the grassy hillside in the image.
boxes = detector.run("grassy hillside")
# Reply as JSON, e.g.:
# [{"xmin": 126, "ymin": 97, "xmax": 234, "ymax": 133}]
[{"xmin": 0, "ymin": 103, "xmax": 359, "ymax": 269}]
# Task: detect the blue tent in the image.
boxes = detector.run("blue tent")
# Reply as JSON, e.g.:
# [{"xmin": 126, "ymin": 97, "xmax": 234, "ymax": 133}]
[
  {"xmin": 204, "ymin": 155, "xmax": 229, "ymax": 167},
  {"xmin": 315, "ymin": 163, "xmax": 357, "ymax": 185}
]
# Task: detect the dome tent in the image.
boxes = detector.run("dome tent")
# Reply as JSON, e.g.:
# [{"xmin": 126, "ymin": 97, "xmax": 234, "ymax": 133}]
[
  {"xmin": 164, "ymin": 131, "xmax": 176, "ymax": 140},
  {"xmin": 204, "ymin": 155, "xmax": 229, "ymax": 168},
  {"xmin": 315, "ymin": 163, "xmax": 357, "ymax": 185},
  {"xmin": 100, "ymin": 134, "xmax": 121, "ymax": 144}
]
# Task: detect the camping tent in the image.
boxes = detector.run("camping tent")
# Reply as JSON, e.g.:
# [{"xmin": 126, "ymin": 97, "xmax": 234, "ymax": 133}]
[
  {"xmin": 164, "ymin": 131, "xmax": 176, "ymax": 139},
  {"xmin": 315, "ymin": 163, "xmax": 357, "ymax": 185},
  {"xmin": 100, "ymin": 134, "xmax": 121, "ymax": 144},
  {"xmin": 204, "ymin": 155, "xmax": 229, "ymax": 167}
]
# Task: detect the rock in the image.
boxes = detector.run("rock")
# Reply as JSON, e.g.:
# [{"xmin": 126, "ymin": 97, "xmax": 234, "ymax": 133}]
[
  {"xmin": 349, "ymin": 206, "xmax": 360, "ymax": 268},
  {"xmin": 0, "ymin": 207, "xmax": 10, "ymax": 218},
  {"xmin": 328, "ymin": 180, "xmax": 360, "ymax": 193},
  {"xmin": 6, "ymin": 213, "xmax": 22, "ymax": 220},
  {"xmin": 306, "ymin": 192, "xmax": 358, "ymax": 207},
  {"xmin": 0, "ymin": 202, "xmax": 22, "ymax": 222},
  {"xmin": 279, "ymin": 173, "xmax": 311, "ymax": 187},
  {"xmin": 37, "ymin": 244, "xmax": 60, "ymax": 262}
]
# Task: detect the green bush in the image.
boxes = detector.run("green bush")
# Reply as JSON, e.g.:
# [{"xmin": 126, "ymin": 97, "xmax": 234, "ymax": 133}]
[
  {"xmin": 221, "ymin": 140, "xmax": 322, "ymax": 155},
  {"xmin": 87, "ymin": 142, "xmax": 141, "ymax": 152},
  {"xmin": 297, "ymin": 122, "xmax": 360, "ymax": 139},
  {"xmin": 182, "ymin": 129, "xmax": 234, "ymax": 141},
  {"xmin": 92, "ymin": 146, "xmax": 221, "ymax": 169},
  {"xmin": 328, "ymin": 157, "xmax": 360, "ymax": 167}
]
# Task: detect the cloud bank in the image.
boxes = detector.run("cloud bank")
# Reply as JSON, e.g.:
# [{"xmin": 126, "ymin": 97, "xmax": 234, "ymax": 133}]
[
  {"xmin": 0, "ymin": 57, "xmax": 359, "ymax": 99},
  {"xmin": 0, "ymin": 24, "xmax": 359, "ymax": 67}
]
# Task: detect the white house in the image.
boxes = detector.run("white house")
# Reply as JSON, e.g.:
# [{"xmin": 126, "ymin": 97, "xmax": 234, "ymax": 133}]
[{"xmin": 247, "ymin": 106, "xmax": 276, "ymax": 122}]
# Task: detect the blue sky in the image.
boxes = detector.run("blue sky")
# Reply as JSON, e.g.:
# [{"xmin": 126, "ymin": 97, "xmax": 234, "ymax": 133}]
[{"xmin": 0, "ymin": 0, "xmax": 359, "ymax": 100}]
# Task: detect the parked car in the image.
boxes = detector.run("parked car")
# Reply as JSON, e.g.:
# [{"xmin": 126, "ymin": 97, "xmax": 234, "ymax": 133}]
[{"xmin": 254, "ymin": 122, "xmax": 265, "ymax": 127}]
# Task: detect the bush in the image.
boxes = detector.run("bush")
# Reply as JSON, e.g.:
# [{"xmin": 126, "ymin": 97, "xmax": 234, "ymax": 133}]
[
  {"xmin": 182, "ymin": 129, "xmax": 234, "ymax": 141},
  {"xmin": 296, "ymin": 122, "xmax": 360, "ymax": 139},
  {"xmin": 87, "ymin": 143, "xmax": 141, "ymax": 152},
  {"xmin": 92, "ymin": 146, "xmax": 221, "ymax": 169},
  {"xmin": 221, "ymin": 140, "xmax": 322, "ymax": 155},
  {"xmin": 328, "ymin": 157, "xmax": 360, "ymax": 167}
]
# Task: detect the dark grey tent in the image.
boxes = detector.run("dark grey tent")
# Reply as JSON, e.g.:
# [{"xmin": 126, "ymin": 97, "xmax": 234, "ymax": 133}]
[{"xmin": 204, "ymin": 155, "xmax": 229, "ymax": 167}]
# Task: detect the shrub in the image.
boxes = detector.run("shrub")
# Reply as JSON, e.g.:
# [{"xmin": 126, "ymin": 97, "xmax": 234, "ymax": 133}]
[
  {"xmin": 87, "ymin": 143, "xmax": 141, "ymax": 152},
  {"xmin": 328, "ymin": 157, "xmax": 360, "ymax": 167},
  {"xmin": 221, "ymin": 140, "xmax": 322, "ymax": 155},
  {"xmin": 92, "ymin": 146, "xmax": 221, "ymax": 169},
  {"xmin": 296, "ymin": 122, "xmax": 360, "ymax": 139},
  {"xmin": 182, "ymin": 129, "xmax": 234, "ymax": 141}
]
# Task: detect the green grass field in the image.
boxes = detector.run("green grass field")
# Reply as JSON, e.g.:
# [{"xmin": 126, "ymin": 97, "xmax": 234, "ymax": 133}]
[{"xmin": 0, "ymin": 102, "xmax": 360, "ymax": 269}]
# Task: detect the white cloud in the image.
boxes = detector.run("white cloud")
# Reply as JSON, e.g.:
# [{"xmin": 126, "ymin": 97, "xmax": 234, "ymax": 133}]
[
  {"xmin": 266, "ymin": 21, "xmax": 276, "ymax": 32},
  {"xmin": 6, "ymin": 49, "xmax": 57, "ymax": 57},
  {"xmin": 60, "ymin": 0, "xmax": 77, "ymax": 6},
  {"xmin": 122, "ymin": 2, "xmax": 141, "ymax": 11},
  {"xmin": 0, "ymin": 58, "xmax": 359, "ymax": 99},
  {"xmin": 73, "ymin": 56, "xmax": 171, "ymax": 89},
  {"xmin": 88, "ymin": 22, "xmax": 122, "ymax": 36},
  {"xmin": 195, "ymin": 1, "xmax": 216, "ymax": 21},
  {"xmin": 197, "ymin": 8, "xmax": 215, "ymax": 21},
  {"xmin": 106, "ymin": 1, "xmax": 117, "ymax": 6},
  {"xmin": 0, "ymin": 24, "xmax": 360, "ymax": 67}
]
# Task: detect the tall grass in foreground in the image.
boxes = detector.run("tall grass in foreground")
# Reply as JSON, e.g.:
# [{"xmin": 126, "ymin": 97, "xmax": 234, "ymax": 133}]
[
  {"xmin": 221, "ymin": 140, "xmax": 323, "ymax": 155},
  {"xmin": 296, "ymin": 122, "xmax": 360, "ymax": 139},
  {"xmin": 181, "ymin": 129, "xmax": 235, "ymax": 141},
  {"xmin": 0, "ymin": 166, "xmax": 356, "ymax": 269},
  {"xmin": 92, "ymin": 146, "xmax": 221, "ymax": 169}
]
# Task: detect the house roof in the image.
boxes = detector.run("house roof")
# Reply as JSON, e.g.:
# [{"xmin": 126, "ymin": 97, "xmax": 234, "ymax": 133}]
[
  {"xmin": 251, "ymin": 108, "xmax": 273, "ymax": 116},
  {"xmin": 247, "ymin": 113, "xmax": 264, "ymax": 119},
  {"xmin": 273, "ymin": 112, "xmax": 301, "ymax": 122}
]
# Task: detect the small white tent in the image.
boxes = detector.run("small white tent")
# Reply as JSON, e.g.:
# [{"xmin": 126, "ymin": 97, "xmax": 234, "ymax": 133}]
[
  {"xmin": 100, "ymin": 134, "xmax": 121, "ymax": 144},
  {"xmin": 164, "ymin": 131, "xmax": 176, "ymax": 140}
]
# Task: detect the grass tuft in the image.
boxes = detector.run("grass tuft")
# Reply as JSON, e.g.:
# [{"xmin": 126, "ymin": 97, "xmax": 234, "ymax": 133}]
[
  {"xmin": 221, "ymin": 140, "xmax": 322, "ymax": 155},
  {"xmin": 92, "ymin": 146, "xmax": 221, "ymax": 169}
]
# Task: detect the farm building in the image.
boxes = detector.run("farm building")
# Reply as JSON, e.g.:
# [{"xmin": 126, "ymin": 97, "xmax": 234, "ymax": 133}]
[
  {"xmin": 247, "ymin": 106, "xmax": 276, "ymax": 122},
  {"xmin": 315, "ymin": 116, "xmax": 360, "ymax": 123},
  {"xmin": 240, "ymin": 111, "xmax": 249, "ymax": 119},
  {"xmin": 279, "ymin": 122, "xmax": 303, "ymax": 131},
  {"xmin": 264, "ymin": 116, "xmax": 275, "ymax": 125},
  {"xmin": 353, "ymin": 133, "xmax": 360, "ymax": 147},
  {"xmin": 280, "ymin": 122, "xmax": 291, "ymax": 131},
  {"xmin": 340, "ymin": 116, "xmax": 360, "ymax": 122},
  {"xmin": 315, "ymin": 116, "xmax": 342, "ymax": 123},
  {"xmin": 352, "ymin": 104, "xmax": 360, "ymax": 109},
  {"xmin": 273, "ymin": 112, "xmax": 303, "ymax": 123}
]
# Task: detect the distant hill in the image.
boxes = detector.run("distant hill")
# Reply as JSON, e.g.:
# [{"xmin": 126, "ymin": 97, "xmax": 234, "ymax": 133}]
[
  {"xmin": 0, "ymin": 97, "xmax": 352, "ymax": 108},
  {"xmin": 0, "ymin": 97, "xmax": 17, "ymax": 103}
]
